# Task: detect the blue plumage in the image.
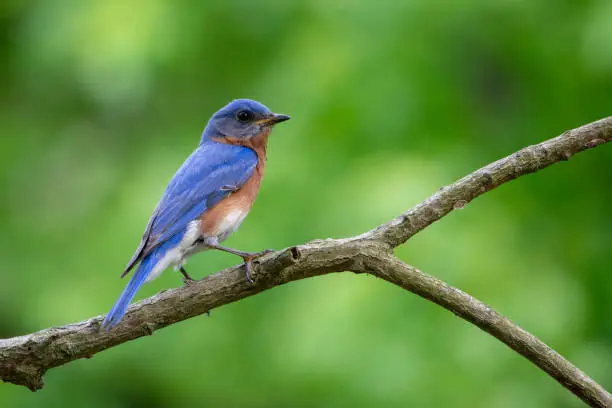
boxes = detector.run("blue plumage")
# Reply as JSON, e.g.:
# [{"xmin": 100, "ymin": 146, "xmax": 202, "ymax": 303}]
[{"xmin": 102, "ymin": 99, "xmax": 289, "ymax": 329}]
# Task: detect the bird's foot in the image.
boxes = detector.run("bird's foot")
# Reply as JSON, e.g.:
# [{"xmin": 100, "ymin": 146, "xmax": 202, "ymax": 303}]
[
  {"xmin": 179, "ymin": 266, "xmax": 196, "ymax": 285},
  {"xmin": 207, "ymin": 243, "xmax": 275, "ymax": 284},
  {"xmin": 182, "ymin": 277, "xmax": 196, "ymax": 285},
  {"xmin": 241, "ymin": 249, "xmax": 274, "ymax": 284}
]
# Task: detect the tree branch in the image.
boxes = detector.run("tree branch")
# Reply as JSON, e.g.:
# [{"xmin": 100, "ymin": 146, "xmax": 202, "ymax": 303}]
[
  {"xmin": 363, "ymin": 252, "xmax": 612, "ymax": 408},
  {"xmin": 1, "ymin": 117, "xmax": 610, "ymax": 406},
  {"xmin": 365, "ymin": 116, "xmax": 612, "ymax": 247}
]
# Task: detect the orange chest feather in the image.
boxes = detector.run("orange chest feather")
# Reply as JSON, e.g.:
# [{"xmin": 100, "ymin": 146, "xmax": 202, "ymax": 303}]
[{"xmin": 200, "ymin": 144, "xmax": 267, "ymax": 237}]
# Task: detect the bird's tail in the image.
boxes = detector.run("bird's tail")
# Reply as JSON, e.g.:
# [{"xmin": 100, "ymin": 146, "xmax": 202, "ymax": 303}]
[
  {"xmin": 102, "ymin": 238, "xmax": 177, "ymax": 330},
  {"xmin": 102, "ymin": 255, "xmax": 155, "ymax": 329}
]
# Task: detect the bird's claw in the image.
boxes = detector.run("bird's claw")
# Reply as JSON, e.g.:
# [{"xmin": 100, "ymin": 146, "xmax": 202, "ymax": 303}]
[
  {"xmin": 244, "ymin": 259, "xmax": 256, "ymax": 284},
  {"xmin": 242, "ymin": 249, "xmax": 274, "ymax": 284},
  {"xmin": 179, "ymin": 266, "xmax": 196, "ymax": 285},
  {"xmin": 182, "ymin": 276, "xmax": 196, "ymax": 285}
]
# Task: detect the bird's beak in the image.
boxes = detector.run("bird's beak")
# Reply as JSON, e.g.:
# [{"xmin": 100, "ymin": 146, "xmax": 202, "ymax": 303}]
[{"xmin": 260, "ymin": 113, "xmax": 290, "ymax": 126}]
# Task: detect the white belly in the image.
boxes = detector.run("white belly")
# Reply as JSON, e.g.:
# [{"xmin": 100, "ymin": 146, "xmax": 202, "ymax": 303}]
[
  {"xmin": 215, "ymin": 208, "xmax": 249, "ymax": 242},
  {"xmin": 145, "ymin": 220, "xmax": 202, "ymax": 282}
]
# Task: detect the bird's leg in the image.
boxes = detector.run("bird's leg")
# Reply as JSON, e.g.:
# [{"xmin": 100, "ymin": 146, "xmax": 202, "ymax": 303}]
[
  {"xmin": 206, "ymin": 244, "xmax": 274, "ymax": 283},
  {"xmin": 179, "ymin": 266, "xmax": 196, "ymax": 284},
  {"xmin": 179, "ymin": 266, "xmax": 209, "ymax": 315}
]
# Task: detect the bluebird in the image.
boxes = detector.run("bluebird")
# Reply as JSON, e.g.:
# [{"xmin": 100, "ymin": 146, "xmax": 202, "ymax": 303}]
[{"xmin": 102, "ymin": 99, "xmax": 290, "ymax": 329}]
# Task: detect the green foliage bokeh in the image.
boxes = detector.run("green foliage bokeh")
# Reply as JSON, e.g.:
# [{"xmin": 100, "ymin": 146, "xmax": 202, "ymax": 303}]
[{"xmin": 1, "ymin": 1, "xmax": 610, "ymax": 407}]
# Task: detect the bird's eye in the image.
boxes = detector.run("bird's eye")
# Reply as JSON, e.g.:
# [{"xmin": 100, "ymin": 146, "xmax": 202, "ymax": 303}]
[{"xmin": 236, "ymin": 110, "xmax": 253, "ymax": 123}]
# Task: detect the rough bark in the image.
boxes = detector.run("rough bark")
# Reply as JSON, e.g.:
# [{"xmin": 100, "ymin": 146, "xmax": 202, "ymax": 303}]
[{"xmin": 1, "ymin": 117, "xmax": 611, "ymax": 407}]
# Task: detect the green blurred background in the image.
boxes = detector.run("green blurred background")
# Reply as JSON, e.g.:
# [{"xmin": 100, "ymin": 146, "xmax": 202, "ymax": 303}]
[{"xmin": 1, "ymin": 1, "xmax": 610, "ymax": 407}]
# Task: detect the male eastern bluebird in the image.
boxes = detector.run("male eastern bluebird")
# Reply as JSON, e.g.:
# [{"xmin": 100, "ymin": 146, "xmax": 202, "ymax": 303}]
[{"xmin": 102, "ymin": 99, "xmax": 290, "ymax": 329}]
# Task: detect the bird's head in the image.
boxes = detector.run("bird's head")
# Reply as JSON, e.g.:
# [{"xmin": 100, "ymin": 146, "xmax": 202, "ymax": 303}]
[{"xmin": 202, "ymin": 99, "xmax": 290, "ymax": 144}]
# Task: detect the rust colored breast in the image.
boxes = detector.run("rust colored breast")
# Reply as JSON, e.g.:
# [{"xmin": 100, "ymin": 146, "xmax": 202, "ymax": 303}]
[{"xmin": 200, "ymin": 132, "xmax": 269, "ymax": 239}]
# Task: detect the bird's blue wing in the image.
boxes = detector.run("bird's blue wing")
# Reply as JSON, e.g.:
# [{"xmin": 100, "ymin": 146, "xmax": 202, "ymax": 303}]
[{"xmin": 122, "ymin": 142, "xmax": 258, "ymax": 277}]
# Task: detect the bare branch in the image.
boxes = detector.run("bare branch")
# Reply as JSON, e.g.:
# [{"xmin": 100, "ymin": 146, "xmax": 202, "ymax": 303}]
[
  {"xmin": 1, "ymin": 117, "xmax": 610, "ymax": 407},
  {"xmin": 362, "ymin": 252, "xmax": 612, "ymax": 408},
  {"xmin": 364, "ymin": 116, "xmax": 612, "ymax": 248}
]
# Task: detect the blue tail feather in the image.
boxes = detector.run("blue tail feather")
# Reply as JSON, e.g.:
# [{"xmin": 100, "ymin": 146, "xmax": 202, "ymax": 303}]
[{"xmin": 103, "ymin": 232, "xmax": 184, "ymax": 329}]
